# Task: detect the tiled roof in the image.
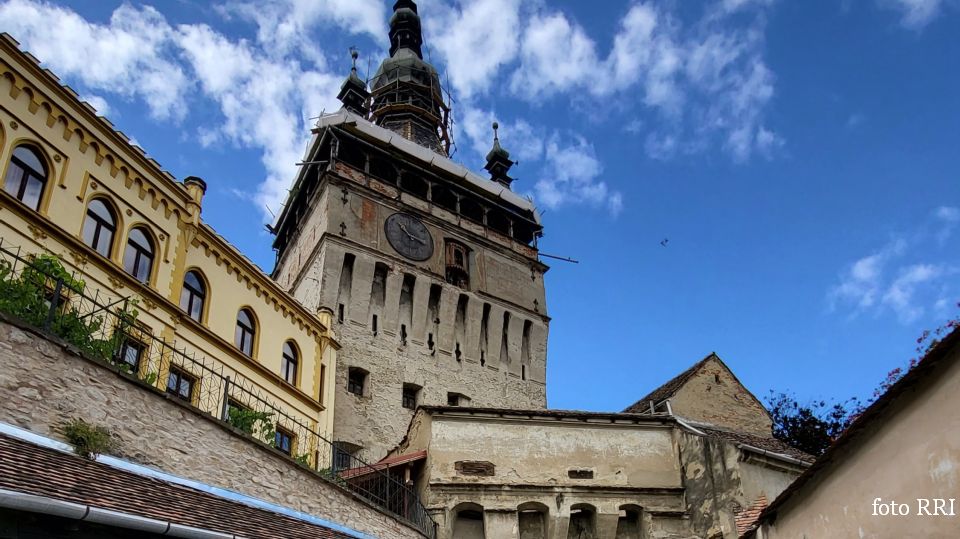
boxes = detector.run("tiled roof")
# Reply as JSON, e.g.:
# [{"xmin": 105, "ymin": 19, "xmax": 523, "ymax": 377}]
[
  {"xmin": 700, "ymin": 426, "xmax": 816, "ymax": 463},
  {"xmin": 623, "ymin": 353, "xmax": 720, "ymax": 412},
  {"xmin": 340, "ymin": 450, "xmax": 427, "ymax": 480},
  {"xmin": 419, "ymin": 405, "xmax": 672, "ymax": 422},
  {"xmin": 0, "ymin": 433, "xmax": 356, "ymax": 539},
  {"xmin": 734, "ymin": 494, "xmax": 767, "ymax": 537}
]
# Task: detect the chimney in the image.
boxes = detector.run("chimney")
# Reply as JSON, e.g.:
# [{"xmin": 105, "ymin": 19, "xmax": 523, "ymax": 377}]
[{"xmin": 183, "ymin": 176, "xmax": 206, "ymax": 222}]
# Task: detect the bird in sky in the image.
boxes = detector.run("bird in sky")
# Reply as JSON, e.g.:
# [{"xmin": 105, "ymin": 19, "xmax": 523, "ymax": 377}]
[{"xmin": 660, "ymin": 238, "xmax": 669, "ymax": 247}]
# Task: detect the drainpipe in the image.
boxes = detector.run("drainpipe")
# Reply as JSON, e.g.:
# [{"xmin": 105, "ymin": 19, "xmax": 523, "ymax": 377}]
[{"xmin": 736, "ymin": 443, "xmax": 811, "ymax": 468}]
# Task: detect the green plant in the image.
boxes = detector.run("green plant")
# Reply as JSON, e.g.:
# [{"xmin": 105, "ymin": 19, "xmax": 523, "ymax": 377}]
[
  {"xmin": 294, "ymin": 452, "xmax": 312, "ymax": 467},
  {"xmin": 141, "ymin": 371, "xmax": 158, "ymax": 386},
  {"xmin": 227, "ymin": 407, "xmax": 275, "ymax": 442},
  {"xmin": 60, "ymin": 418, "xmax": 115, "ymax": 460},
  {"xmin": 317, "ymin": 467, "xmax": 348, "ymax": 486},
  {"xmin": 0, "ymin": 254, "xmax": 139, "ymax": 362}
]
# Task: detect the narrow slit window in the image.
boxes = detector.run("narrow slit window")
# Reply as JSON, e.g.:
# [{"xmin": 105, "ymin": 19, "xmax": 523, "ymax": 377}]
[
  {"xmin": 348, "ymin": 367, "xmax": 367, "ymax": 396},
  {"xmin": 402, "ymin": 384, "xmax": 420, "ymax": 410}
]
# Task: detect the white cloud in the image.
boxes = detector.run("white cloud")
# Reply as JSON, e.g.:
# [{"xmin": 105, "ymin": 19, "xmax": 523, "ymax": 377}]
[
  {"xmin": 881, "ymin": 0, "xmax": 944, "ymax": 28},
  {"xmin": 509, "ymin": 11, "xmax": 598, "ymax": 98},
  {"xmin": 935, "ymin": 205, "xmax": 960, "ymax": 245},
  {"xmin": 80, "ymin": 94, "xmax": 110, "ymax": 116},
  {"xmin": 935, "ymin": 206, "xmax": 960, "ymax": 223},
  {"xmin": 534, "ymin": 135, "xmax": 621, "ymax": 215},
  {"xmin": 457, "ymin": 106, "xmax": 544, "ymax": 164},
  {"xmin": 828, "ymin": 208, "xmax": 960, "ymax": 323},
  {"xmin": 718, "ymin": 0, "xmax": 776, "ymax": 14},
  {"xmin": 882, "ymin": 264, "xmax": 945, "ymax": 323},
  {"xmin": 422, "ymin": 0, "xmax": 523, "ymax": 98},
  {"xmin": 1, "ymin": 0, "xmax": 353, "ymax": 220},
  {"xmin": 500, "ymin": 1, "xmax": 779, "ymax": 162},
  {"xmin": 220, "ymin": 0, "xmax": 386, "ymax": 61},
  {"xmin": 0, "ymin": 0, "xmax": 189, "ymax": 120},
  {"xmin": 457, "ymin": 106, "xmax": 622, "ymax": 215},
  {"xmin": 829, "ymin": 238, "xmax": 907, "ymax": 312},
  {"xmin": 176, "ymin": 24, "xmax": 342, "ymax": 217},
  {"xmin": 0, "ymin": 0, "xmax": 782, "ymax": 221}
]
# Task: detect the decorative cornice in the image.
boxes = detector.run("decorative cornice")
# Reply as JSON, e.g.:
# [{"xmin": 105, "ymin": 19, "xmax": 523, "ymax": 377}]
[
  {"xmin": 193, "ymin": 225, "xmax": 331, "ymax": 338},
  {"xmin": 0, "ymin": 39, "xmax": 190, "ymax": 225}
]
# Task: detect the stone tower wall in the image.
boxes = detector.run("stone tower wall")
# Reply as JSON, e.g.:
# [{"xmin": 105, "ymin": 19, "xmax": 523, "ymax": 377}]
[{"xmin": 277, "ymin": 158, "xmax": 548, "ymax": 459}]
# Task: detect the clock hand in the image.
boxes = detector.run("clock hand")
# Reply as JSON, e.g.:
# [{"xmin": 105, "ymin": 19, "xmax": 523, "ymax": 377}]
[
  {"xmin": 398, "ymin": 223, "xmax": 416, "ymax": 241},
  {"xmin": 399, "ymin": 223, "xmax": 426, "ymax": 245}
]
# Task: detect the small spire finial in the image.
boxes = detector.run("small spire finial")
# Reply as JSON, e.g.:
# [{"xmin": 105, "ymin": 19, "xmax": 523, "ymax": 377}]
[
  {"xmin": 350, "ymin": 47, "xmax": 359, "ymax": 72},
  {"xmin": 492, "ymin": 121, "xmax": 500, "ymax": 141}
]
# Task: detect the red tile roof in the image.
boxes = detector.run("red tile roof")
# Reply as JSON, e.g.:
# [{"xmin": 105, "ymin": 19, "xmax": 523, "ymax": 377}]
[
  {"xmin": 701, "ymin": 427, "xmax": 815, "ymax": 463},
  {"xmin": 340, "ymin": 450, "xmax": 427, "ymax": 480},
  {"xmin": 0, "ymin": 433, "xmax": 357, "ymax": 539},
  {"xmin": 735, "ymin": 494, "xmax": 768, "ymax": 537}
]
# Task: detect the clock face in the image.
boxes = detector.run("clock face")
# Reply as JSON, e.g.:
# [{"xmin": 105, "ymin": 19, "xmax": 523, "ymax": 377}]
[{"xmin": 384, "ymin": 213, "xmax": 434, "ymax": 261}]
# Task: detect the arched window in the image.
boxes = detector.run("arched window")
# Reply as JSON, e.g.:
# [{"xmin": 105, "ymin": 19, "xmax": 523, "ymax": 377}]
[
  {"xmin": 568, "ymin": 504, "xmax": 597, "ymax": 539},
  {"xmin": 179, "ymin": 270, "xmax": 206, "ymax": 322},
  {"xmin": 235, "ymin": 309, "xmax": 256, "ymax": 357},
  {"xmin": 123, "ymin": 227, "xmax": 154, "ymax": 284},
  {"xmin": 3, "ymin": 145, "xmax": 47, "ymax": 210},
  {"xmin": 281, "ymin": 341, "xmax": 298, "ymax": 385},
  {"xmin": 82, "ymin": 198, "xmax": 117, "ymax": 257},
  {"xmin": 452, "ymin": 503, "xmax": 486, "ymax": 539},
  {"xmin": 518, "ymin": 502, "xmax": 549, "ymax": 539}
]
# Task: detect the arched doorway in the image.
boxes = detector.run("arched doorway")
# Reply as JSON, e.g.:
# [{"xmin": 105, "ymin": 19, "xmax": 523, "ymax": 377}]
[{"xmin": 452, "ymin": 502, "xmax": 485, "ymax": 539}]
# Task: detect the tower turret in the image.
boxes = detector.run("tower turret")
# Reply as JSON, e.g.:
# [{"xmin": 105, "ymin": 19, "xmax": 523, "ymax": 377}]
[
  {"xmin": 337, "ymin": 49, "xmax": 370, "ymax": 116},
  {"xmin": 370, "ymin": 0, "xmax": 450, "ymax": 155},
  {"xmin": 485, "ymin": 122, "xmax": 516, "ymax": 189}
]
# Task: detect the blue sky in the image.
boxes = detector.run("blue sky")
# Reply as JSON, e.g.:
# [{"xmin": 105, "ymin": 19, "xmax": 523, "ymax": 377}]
[{"xmin": 2, "ymin": 0, "xmax": 957, "ymax": 411}]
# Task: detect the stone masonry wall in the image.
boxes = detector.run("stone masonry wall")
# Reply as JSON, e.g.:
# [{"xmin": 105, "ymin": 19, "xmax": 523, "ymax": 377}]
[
  {"xmin": 670, "ymin": 357, "xmax": 773, "ymax": 437},
  {"xmin": 0, "ymin": 317, "xmax": 426, "ymax": 539},
  {"xmin": 281, "ymin": 162, "xmax": 550, "ymax": 459}
]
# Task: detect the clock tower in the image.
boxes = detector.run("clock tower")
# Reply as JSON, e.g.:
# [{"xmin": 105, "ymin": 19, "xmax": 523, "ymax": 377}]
[{"xmin": 271, "ymin": 0, "xmax": 548, "ymax": 460}]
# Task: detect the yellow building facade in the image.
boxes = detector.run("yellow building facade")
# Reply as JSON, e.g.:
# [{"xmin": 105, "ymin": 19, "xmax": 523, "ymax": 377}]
[{"xmin": 0, "ymin": 34, "xmax": 337, "ymax": 459}]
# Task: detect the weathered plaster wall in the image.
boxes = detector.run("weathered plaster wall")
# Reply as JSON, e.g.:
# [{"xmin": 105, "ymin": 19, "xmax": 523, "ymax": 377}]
[
  {"xmin": 427, "ymin": 416, "xmax": 680, "ymax": 488},
  {"xmin": 0, "ymin": 319, "xmax": 425, "ymax": 539},
  {"xmin": 404, "ymin": 412, "xmax": 692, "ymax": 539},
  {"xmin": 678, "ymin": 432, "xmax": 743, "ymax": 539},
  {"xmin": 670, "ymin": 358, "xmax": 772, "ymax": 437},
  {"xmin": 755, "ymin": 345, "xmax": 960, "ymax": 539},
  {"xmin": 738, "ymin": 460, "xmax": 800, "ymax": 507}
]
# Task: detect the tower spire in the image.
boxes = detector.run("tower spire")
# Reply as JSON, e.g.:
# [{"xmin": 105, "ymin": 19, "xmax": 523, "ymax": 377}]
[
  {"xmin": 370, "ymin": 0, "xmax": 450, "ymax": 155},
  {"xmin": 485, "ymin": 122, "xmax": 516, "ymax": 189},
  {"xmin": 337, "ymin": 48, "xmax": 370, "ymax": 116},
  {"xmin": 389, "ymin": 0, "xmax": 424, "ymax": 58}
]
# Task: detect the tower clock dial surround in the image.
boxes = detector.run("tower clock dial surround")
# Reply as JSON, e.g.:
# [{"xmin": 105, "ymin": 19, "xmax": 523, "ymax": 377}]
[{"xmin": 384, "ymin": 212, "xmax": 434, "ymax": 261}]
